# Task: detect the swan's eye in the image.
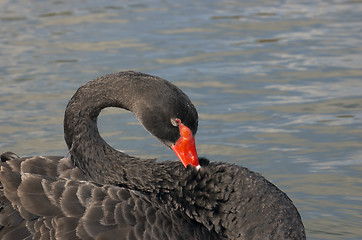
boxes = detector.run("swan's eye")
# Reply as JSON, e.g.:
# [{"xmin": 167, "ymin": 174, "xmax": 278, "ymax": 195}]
[{"xmin": 171, "ymin": 118, "xmax": 181, "ymax": 127}]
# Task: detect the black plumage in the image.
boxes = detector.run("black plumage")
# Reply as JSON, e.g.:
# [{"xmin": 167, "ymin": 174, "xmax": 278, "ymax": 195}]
[{"xmin": 0, "ymin": 71, "xmax": 305, "ymax": 239}]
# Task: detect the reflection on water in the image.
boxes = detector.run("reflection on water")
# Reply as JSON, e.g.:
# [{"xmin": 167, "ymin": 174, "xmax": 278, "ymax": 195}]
[{"xmin": 1, "ymin": 0, "xmax": 362, "ymax": 239}]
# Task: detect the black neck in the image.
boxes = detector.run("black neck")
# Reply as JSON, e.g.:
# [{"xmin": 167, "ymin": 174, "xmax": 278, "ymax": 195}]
[{"xmin": 64, "ymin": 72, "xmax": 147, "ymax": 184}]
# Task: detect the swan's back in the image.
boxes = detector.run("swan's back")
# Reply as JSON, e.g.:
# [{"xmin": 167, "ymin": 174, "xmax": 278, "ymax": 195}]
[{"xmin": 0, "ymin": 152, "xmax": 305, "ymax": 240}]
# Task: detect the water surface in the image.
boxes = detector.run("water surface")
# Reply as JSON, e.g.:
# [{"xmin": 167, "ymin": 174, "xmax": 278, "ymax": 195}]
[{"xmin": 1, "ymin": 1, "xmax": 362, "ymax": 239}]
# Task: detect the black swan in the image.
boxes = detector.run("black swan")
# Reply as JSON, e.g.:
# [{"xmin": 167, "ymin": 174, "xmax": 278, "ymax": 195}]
[{"xmin": 0, "ymin": 71, "xmax": 306, "ymax": 239}]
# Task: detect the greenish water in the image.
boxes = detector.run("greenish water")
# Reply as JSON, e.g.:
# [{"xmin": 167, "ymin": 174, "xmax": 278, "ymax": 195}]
[{"xmin": 1, "ymin": 1, "xmax": 362, "ymax": 239}]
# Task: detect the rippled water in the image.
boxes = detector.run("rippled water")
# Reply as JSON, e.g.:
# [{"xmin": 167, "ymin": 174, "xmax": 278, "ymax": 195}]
[{"xmin": 1, "ymin": 0, "xmax": 362, "ymax": 239}]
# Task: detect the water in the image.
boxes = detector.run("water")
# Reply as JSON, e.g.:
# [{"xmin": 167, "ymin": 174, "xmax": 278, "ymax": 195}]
[{"xmin": 1, "ymin": 0, "xmax": 361, "ymax": 239}]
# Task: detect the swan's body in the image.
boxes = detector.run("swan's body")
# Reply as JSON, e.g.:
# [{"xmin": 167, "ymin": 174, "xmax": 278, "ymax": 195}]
[{"xmin": 0, "ymin": 71, "xmax": 305, "ymax": 239}]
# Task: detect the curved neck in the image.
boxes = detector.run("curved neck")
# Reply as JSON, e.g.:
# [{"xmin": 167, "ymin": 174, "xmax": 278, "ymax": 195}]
[{"xmin": 64, "ymin": 72, "xmax": 148, "ymax": 184}]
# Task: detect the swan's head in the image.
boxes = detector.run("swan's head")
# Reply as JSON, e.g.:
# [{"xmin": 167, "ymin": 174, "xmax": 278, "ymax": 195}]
[{"xmin": 132, "ymin": 78, "xmax": 199, "ymax": 168}]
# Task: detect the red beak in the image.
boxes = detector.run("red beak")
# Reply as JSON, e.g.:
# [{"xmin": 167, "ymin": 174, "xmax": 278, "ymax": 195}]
[{"xmin": 171, "ymin": 122, "xmax": 199, "ymax": 168}]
